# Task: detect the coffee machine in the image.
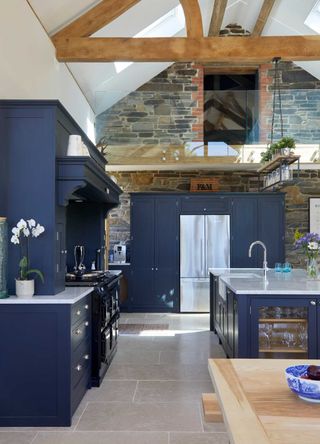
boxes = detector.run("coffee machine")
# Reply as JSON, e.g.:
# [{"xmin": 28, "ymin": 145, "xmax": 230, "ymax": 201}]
[{"xmin": 113, "ymin": 243, "xmax": 126, "ymax": 263}]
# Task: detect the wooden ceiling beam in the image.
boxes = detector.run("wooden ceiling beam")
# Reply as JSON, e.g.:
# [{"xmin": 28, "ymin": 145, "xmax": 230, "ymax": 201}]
[
  {"xmin": 179, "ymin": 0, "xmax": 203, "ymax": 38},
  {"xmin": 54, "ymin": 35, "xmax": 320, "ymax": 63},
  {"xmin": 52, "ymin": 0, "xmax": 141, "ymax": 40},
  {"xmin": 204, "ymin": 65, "xmax": 259, "ymax": 75},
  {"xmin": 252, "ymin": 0, "xmax": 276, "ymax": 36},
  {"xmin": 208, "ymin": 0, "xmax": 228, "ymax": 36}
]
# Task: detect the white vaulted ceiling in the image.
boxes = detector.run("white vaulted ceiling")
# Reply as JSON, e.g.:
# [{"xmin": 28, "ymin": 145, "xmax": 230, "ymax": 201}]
[{"xmin": 28, "ymin": 0, "xmax": 320, "ymax": 115}]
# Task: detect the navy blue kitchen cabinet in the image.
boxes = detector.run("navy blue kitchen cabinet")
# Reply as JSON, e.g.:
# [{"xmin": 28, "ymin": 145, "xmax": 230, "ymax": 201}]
[
  {"xmin": 231, "ymin": 194, "xmax": 285, "ymax": 268},
  {"xmin": 210, "ymin": 275, "xmax": 320, "ymax": 358},
  {"xmin": 0, "ymin": 100, "xmax": 121, "ymax": 295},
  {"xmin": 0, "ymin": 294, "xmax": 92, "ymax": 426},
  {"xmin": 130, "ymin": 194, "xmax": 179, "ymax": 312},
  {"xmin": 131, "ymin": 192, "xmax": 285, "ymax": 312},
  {"xmin": 180, "ymin": 195, "xmax": 230, "ymax": 214}
]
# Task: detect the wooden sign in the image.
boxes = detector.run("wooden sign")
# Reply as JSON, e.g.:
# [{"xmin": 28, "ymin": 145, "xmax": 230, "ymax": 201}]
[{"xmin": 190, "ymin": 178, "xmax": 220, "ymax": 192}]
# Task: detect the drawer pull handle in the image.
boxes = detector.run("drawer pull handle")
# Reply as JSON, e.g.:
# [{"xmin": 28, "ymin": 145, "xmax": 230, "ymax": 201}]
[
  {"xmin": 76, "ymin": 310, "xmax": 81, "ymax": 316},
  {"xmin": 85, "ymin": 321, "xmax": 89, "ymax": 327},
  {"xmin": 75, "ymin": 364, "xmax": 82, "ymax": 372},
  {"xmin": 85, "ymin": 304, "xmax": 89, "ymax": 310},
  {"xmin": 75, "ymin": 329, "xmax": 82, "ymax": 335},
  {"xmin": 84, "ymin": 354, "xmax": 90, "ymax": 360}
]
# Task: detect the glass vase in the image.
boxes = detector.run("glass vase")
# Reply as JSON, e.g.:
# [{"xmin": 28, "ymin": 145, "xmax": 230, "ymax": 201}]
[
  {"xmin": 0, "ymin": 217, "xmax": 8, "ymax": 298},
  {"xmin": 307, "ymin": 256, "xmax": 318, "ymax": 279}
]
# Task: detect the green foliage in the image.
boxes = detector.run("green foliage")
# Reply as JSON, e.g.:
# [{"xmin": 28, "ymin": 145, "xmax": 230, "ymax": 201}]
[
  {"xmin": 260, "ymin": 137, "xmax": 296, "ymax": 163},
  {"xmin": 18, "ymin": 256, "xmax": 44, "ymax": 282}
]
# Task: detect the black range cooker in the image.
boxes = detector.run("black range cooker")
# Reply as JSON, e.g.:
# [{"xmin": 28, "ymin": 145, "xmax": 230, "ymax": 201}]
[{"xmin": 66, "ymin": 270, "xmax": 121, "ymax": 387}]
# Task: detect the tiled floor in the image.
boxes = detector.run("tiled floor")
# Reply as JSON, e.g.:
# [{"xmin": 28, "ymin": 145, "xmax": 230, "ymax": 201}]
[{"xmin": 1, "ymin": 313, "xmax": 228, "ymax": 444}]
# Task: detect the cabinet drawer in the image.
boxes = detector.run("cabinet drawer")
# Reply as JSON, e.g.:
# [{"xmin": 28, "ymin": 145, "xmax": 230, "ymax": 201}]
[
  {"xmin": 71, "ymin": 371, "xmax": 90, "ymax": 416},
  {"xmin": 72, "ymin": 341, "xmax": 91, "ymax": 389},
  {"xmin": 71, "ymin": 315, "xmax": 91, "ymax": 351},
  {"xmin": 71, "ymin": 295, "xmax": 91, "ymax": 326},
  {"xmin": 180, "ymin": 197, "xmax": 230, "ymax": 214}
]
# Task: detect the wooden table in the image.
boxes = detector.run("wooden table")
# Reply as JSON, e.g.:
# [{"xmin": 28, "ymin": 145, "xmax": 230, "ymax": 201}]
[{"xmin": 208, "ymin": 359, "xmax": 320, "ymax": 444}]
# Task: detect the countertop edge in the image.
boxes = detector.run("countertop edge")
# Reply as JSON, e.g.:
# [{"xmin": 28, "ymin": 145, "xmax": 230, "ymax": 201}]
[{"xmin": 0, "ymin": 287, "xmax": 94, "ymax": 304}]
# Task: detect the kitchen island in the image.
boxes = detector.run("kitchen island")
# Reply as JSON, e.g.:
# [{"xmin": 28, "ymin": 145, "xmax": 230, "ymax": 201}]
[{"xmin": 209, "ymin": 268, "xmax": 320, "ymax": 359}]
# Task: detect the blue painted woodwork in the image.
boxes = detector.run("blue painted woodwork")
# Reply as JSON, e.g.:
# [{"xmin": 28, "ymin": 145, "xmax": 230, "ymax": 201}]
[
  {"xmin": 210, "ymin": 272, "xmax": 320, "ymax": 358},
  {"xmin": 0, "ymin": 294, "xmax": 92, "ymax": 426},
  {"xmin": 130, "ymin": 192, "xmax": 284, "ymax": 312},
  {"xmin": 0, "ymin": 100, "xmax": 121, "ymax": 295},
  {"xmin": 130, "ymin": 195, "xmax": 179, "ymax": 312},
  {"xmin": 231, "ymin": 195, "xmax": 285, "ymax": 268},
  {"xmin": 108, "ymin": 264, "xmax": 131, "ymax": 311}
]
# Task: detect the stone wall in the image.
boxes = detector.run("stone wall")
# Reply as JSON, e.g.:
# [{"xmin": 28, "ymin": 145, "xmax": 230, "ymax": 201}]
[
  {"xmin": 282, "ymin": 170, "xmax": 320, "ymax": 268},
  {"xmin": 259, "ymin": 62, "xmax": 320, "ymax": 143},
  {"xmin": 96, "ymin": 62, "xmax": 204, "ymax": 145}
]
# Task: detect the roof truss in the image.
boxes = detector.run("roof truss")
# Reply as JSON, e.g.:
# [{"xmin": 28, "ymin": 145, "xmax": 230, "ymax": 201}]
[
  {"xmin": 52, "ymin": 0, "xmax": 320, "ymax": 64},
  {"xmin": 208, "ymin": 0, "xmax": 228, "ymax": 36},
  {"xmin": 252, "ymin": 0, "xmax": 276, "ymax": 36}
]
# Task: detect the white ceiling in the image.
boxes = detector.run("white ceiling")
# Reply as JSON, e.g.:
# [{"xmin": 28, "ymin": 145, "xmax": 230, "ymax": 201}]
[{"xmin": 28, "ymin": 0, "xmax": 320, "ymax": 116}]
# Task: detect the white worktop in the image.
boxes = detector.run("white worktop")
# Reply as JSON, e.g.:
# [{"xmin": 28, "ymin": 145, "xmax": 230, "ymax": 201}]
[
  {"xmin": 209, "ymin": 268, "xmax": 320, "ymax": 295},
  {"xmin": 0, "ymin": 287, "xmax": 93, "ymax": 304}
]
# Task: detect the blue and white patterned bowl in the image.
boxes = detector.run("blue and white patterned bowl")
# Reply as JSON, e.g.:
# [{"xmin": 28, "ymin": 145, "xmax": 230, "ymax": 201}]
[{"xmin": 285, "ymin": 365, "xmax": 320, "ymax": 403}]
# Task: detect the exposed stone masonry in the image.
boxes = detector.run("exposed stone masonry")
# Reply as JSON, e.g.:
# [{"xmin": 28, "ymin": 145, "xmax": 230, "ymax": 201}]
[
  {"xmin": 219, "ymin": 23, "xmax": 250, "ymax": 36},
  {"xmin": 96, "ymin": 62, "xmax": 204, "ymax": 145},
  {"xmin": 259, "ymin": 62, "xmax": 320, "ymax": 143}
]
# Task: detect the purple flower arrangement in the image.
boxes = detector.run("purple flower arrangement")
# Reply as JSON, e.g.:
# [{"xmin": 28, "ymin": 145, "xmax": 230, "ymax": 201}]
[{"xmin": 294, "ymin": 230, "xmax": 320, "ymax": 258}]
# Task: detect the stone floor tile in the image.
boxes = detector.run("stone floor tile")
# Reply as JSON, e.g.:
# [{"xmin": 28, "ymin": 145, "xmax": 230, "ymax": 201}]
[
  {"xmin": 105, "ymin": 363, "xmax": 211, "ymax": 381},
  {"xmin": 83, "ymin": 380, "xmax": 137, "ymax": 402},
  {"xmin": 169, "ymin": 432, "xmax": 229, "ymax": 444},
  {"xmin": 76, "ymin": 402, "xmax": 202, "ymax": 432},
  {"xmin": 112, "ymin": 349, "xmax": 160, "ymax": 364},
  {"xmin": 33, "ymin": 431, "xmax": 169, "ymax": 444},
  {"xmin": 0, "ymin": 432, "xmax": 36, "ymax": 444},
  {"xmin": 134, "ymin": 380, "xmax": 213, "ymax": 403}
]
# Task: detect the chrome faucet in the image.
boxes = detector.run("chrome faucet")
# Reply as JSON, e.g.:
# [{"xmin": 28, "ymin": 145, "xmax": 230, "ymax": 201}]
[{"xmin": 248, "ymin": 241, "xmax": 268, "ymax": 279}]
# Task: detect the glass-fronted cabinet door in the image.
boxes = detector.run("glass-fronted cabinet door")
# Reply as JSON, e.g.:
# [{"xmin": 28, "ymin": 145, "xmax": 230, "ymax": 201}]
[{"xmin": 250, "ymin": 297, "xmax": 318, "ymax": 358}]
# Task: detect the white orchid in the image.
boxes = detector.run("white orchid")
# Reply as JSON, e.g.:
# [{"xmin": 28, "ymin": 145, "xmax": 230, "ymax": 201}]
[
  {"xmin": 32, "ymin": 224, "xmax": 45, "ymax": 238},
  {"xmin": 12, "ymin": 227, "xmax": 20, "ymax": 236},
  {"xmin": 23, "ymin": 228, "xmax": 30, "ymax": 237},
  {"xmin": 27, "ymin": 219, "xmax": 36, "ymax": 228},
  {"xmin": 17, "ymin": 219, "xmax": 27, "ymax": 230},
  {"xmin": 10, "ymin": 235, "xmax": 19, "ymax": 245}
]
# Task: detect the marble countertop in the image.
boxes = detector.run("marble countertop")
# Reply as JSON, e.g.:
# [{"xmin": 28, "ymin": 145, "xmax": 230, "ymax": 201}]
[
  {"xmin": 0, "ymin": 287, "xmax": 93, "ymax": 304},
  {"xmin": 209, "ymin": 268, "xmax": 320, "ymax": 295}
]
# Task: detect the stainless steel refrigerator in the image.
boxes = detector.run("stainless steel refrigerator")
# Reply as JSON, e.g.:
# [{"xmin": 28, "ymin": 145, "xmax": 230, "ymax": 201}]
[{"xmin": 180, "ymin": 215, "xmax": 230, "ymax": 312}]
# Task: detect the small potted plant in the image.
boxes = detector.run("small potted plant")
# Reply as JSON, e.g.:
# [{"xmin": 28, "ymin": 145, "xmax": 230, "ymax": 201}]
[
  {"xmin": 10, "ymin": 218, "xmax": 45, "ymax": 297},
  {"xmin": 294, "ymin": 229, "xmax": 320, "ymax": 279},
  {"xmin": 278, "ymin": 137, "xmax": 296, "ymax": 156}
]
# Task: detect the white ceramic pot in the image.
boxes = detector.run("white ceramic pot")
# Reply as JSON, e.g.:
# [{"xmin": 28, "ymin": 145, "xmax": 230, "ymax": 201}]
[
  {"xmin": 67, "ymin": 135, "xmax": 82, "ymax": 156},
  {"xmin": 15, "ymin": 279, "xmax": 34, "ymax": 298}
]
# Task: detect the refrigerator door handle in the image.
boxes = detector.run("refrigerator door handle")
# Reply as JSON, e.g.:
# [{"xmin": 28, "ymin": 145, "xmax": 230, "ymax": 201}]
[{"xmin": 204, "ymin": 216, "xmax": 207, "ymax": 276}]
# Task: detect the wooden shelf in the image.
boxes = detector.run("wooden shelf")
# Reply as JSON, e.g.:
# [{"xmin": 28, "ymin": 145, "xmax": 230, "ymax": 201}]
[
  {"xmin": 259, "ymin": 318, "xmax": 307, "ymax": 323},
  {"xmin": 259, "ymin": 347, "xmax": 307, "ymax": 354},
  {"xmin": 257, "ymin": 155, "xmax": 300, "ymax": 173},
  {"xmin": 261, "ymin": 179, "xmax": 296, "ymax": 191}
]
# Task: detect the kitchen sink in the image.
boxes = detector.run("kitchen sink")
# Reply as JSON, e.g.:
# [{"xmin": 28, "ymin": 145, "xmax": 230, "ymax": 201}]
[{"xmin": 225, "ymin": 273, "xmax": 261, "ymax": 279}]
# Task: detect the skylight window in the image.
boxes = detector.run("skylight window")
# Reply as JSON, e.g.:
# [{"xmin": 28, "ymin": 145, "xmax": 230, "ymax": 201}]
[
  {"xmin": 304, "ymin": 0, "xmax": 320, "ymax": 34},
  {"xmin": 114, "ymin": 5, "xmax": 185, "ymax": 74}
]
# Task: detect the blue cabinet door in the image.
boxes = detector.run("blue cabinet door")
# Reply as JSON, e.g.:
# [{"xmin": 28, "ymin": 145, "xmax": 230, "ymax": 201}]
[
  {"xmin": 130, "ymin": 268, "xmax": 155, "ymax": 311},
  {"xmin": 131, "ymin": 197, "xmax": 154, "ymax": 268},
  {"xmin": 250, "ymin": 297, "xmax": 318, "ymax": 359},
  {"xmin": 258, "ymin": 196, "xmax": 285, "ymax": 268},
  {"xmin": 154, "ymin": 197, "xmax": 179, "ymax": 312},
  {"xmin": 231, "ymin": 197, "xmax": 258, "ymax": 267}
]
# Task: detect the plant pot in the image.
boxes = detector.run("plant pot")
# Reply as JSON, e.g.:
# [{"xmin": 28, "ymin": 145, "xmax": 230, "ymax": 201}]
[
  {"xmin": 307, "ymin": 257, "xmax": 318, "ymax": 279},
  {"xmin": 15, "ymin": 279, "xmax": 34, "ymax": 297},
  {"xmin": 281, "ymin": 147, "xmax": 291, "ymax": 156}
]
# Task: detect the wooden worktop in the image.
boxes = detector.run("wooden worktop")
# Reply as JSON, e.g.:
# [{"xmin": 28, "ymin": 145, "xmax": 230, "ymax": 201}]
[{"xmin": 208, "ymin": 359, "xmax": 320, "ymax": 444}]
